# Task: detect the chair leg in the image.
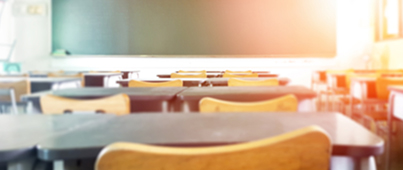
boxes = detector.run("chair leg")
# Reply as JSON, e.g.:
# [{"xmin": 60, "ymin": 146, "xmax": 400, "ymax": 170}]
[{"xmin": 9, "ymin": 89, "xmax": 18, "ymax": 114}]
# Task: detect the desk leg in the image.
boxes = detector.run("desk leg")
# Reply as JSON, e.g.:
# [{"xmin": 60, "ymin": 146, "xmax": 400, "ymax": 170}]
[
  {"xmin": 356, "ymin": 156, "xmax": 376, "ymax": 170},
  {"xmin": 182, "ymin": 102, "xmax": 190, "ymax": 113},
  {"xmin": 6, "ymin": 157, "xmax": 35, "ymax": 170},
  {"xmin": 162, "ymin": 101, "xmax": 168, "ymax": 113},
  {"xmin": 331, "ymin": 156, "xmax": 376, "ymax": 170},
  {"xmin": 53, "ymin": 161, "xmax": 64, "ymax": 170}
]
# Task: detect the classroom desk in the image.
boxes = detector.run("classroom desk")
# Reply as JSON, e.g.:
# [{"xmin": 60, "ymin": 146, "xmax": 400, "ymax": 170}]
[
  {"xmin": 0, "ymin": 77, "xmax": 82, "ymax": 93},
  {"xmin": 83, "ymin": 73, "xmax": 122, "ymax": 87},
  {"xmin": 349, "ymin": 77, "xmax": 378, "ymax": 101},
  {"xmin": 205, "ymin": 77, "xmax": 290, "ymax": 86},
  {"xmin": 121, "ymin": 71, "xmax": 140, "ymax": 79},
  {"xmin": 21, "ymin": 87, "xmax": 188, "ymax": 113},
  {"xmin": 175, "ymin": 71, "xmax": 271, "ymax": 73},
  {"xmin": 157, "ymin": 73, "xmax": 219, "ymax": 78},
  {"xmin": 383, "ymin": 86, "xmax": 403, "ymax": 170},
  {"xmin": 35, "ymin": 112, "xmax": 383, "ymax": 170},
  {"xmin": 117, "ymin": 78, "xmax": 206, "ymax": 87},
  {"xmin": 30, "ymin": 78, "xmax": 82, "ymax": 93},
  {"xmin": 174, "ymin": 86, "xmax": 317, "ymax": 112},
  {"xmin": 0, "ymin": 114, "xmax": 113, "ymax": 169}
]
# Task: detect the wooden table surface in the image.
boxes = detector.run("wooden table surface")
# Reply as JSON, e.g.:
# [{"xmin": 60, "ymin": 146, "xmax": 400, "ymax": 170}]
[
  {"xmin": 34, "ymin": 112, "xmax": 383, "ymax": 161},
  {"xmin": 174, "ymin": 86, "xmax": 316, "ymax": 112},
  {"xmin": 0, "ymin": 114, "xmax": 113, "ymax": 163},
  {"xmin": 22, "ymin": 87, "xmax": 188, "ymax": 112}
]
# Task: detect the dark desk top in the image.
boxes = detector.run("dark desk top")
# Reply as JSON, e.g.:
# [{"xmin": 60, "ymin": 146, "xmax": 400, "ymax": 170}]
[
  {"xmin": 0, "ymin": 115, "xmax": 113, "ymax": 163},
  {"xmin": 0, "ymin": 77, "xmax": 81, "ymax": 83},
  {"xmin": 117, "ymin": 78, "xmax": 206, "ymax": 83},
  {"xmin": 205, "ymin": 77, "xmax": 290, "ymax": 86},
  {"xmin": 177, "ymin": 86, "xmax": 316, "ymax": 101},
  {"xmin": 36, "ymin": 112, "xmax": 384, "ymax": 161},
  {"xmin": 175, "ymin": 71, "xmax": 271, "ymax": 73},
  {"xmin": 157, "ymin": 73, "xmax": 219, "ymax": 78},
  {"xmin": 83, "ymin": 73, "xmax": 123, "ymax": 77},
  {"xmin": 22, "ymin": 87, "xmax": 188, "ymax": 101},
  {"xmin": 117, "ymin": 79, "xmax": 206, "ymax": 87}
]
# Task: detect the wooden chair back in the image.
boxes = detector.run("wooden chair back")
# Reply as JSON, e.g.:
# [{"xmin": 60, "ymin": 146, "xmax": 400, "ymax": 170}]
[
  {"xmin": 228, "ymin": 78, "xmax": 279, "ymax": 87},
  {"xmin": 40, "ymin": 94, "xmax": 130, "ymax": 115},
  {"xmin": 128, "ymin": 79, "xmax": 183, "ymax": 87},
  {"xmin": 225, "ymin": 70, "xmax": 253, "ymax": 74},
  {"xmin": 199, "ymin": 94, "xmax": 298, "ymax": 113},
  {"xmin": 222, "ymin": 73, "xmax": 258, "ymax": 78},
  {"xmin": 95, "ymin": 125, "xmax": 331, "ymax": 170},
  {"xmin": 0, "ymin": 79, "xmax": 30, "ymax": 102},
  {"xmin": 171, "ymin": 73, "xmax": 207, "ymax": 78},
  {"xmin": 178, "ymin": 70, "xmax": 206, "ymax": 74},
  {"xmin": 376, "ymin": 77, "xmax": 403, "ymax": 100}
]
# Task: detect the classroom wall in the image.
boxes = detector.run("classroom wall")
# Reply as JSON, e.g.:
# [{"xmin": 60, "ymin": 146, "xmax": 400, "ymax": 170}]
[{"xmin": 12, "ymin": 0, "xmax": 374, "ymax": 86}]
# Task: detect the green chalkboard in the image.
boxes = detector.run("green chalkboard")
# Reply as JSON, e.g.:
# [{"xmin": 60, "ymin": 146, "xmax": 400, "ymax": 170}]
[{"xmin": 52, "ymin": 0, "xmax": 336, "ymax": 56}]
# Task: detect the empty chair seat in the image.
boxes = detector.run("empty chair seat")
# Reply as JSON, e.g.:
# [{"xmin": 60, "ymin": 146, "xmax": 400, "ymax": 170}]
[
  {"xmin": 40, "ymin": 94, "xmax": 130, "ymax": 115},
  {"xmin": 95, "ymin": 125, "xmax": 331, "ymax": 170},
  {"xmin": 199, "ymin": 94, "xmax": 298, "ymax": 113},
  {"xmin": 228, "ymin": 78, "xmax": 279, "ymax": 87},
  {"xmin": 128, "ymin": 79, "xmax": 183, "ymax": 87},
  {"xmin": 171, "ymin": 73, "xmax": 207, "ymax": 78}
]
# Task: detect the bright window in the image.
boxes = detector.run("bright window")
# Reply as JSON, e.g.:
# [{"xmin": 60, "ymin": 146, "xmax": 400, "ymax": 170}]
[
  {"xmin": 376, "ymin": 0, "xmax": 403, "ymax": 41},
  {"xmin": 0, "ymin": 0, "xmax": 15, "ymax": 61}
]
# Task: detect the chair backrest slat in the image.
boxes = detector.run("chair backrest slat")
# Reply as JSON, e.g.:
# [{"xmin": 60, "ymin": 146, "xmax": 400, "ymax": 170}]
[
  {"xmin": 96, "ymin": 125, "xmax": 331, "ymax": 170},
  {"xmin": 40, "ymin": 94, "xmax": 131, "ymax": 115},
  {"xmin": 199, "ymin": 94, "xmax": 298, "ymax": 113}
]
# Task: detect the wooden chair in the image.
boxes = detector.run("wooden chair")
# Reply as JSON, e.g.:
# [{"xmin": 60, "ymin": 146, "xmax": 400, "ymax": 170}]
[
  {"xmin": 178, "ymin": 70, "xmax": 206, "ymax": 74},
  {"xmin": 171, "ymin": 73, "xmax": 207, "ymax": 78},
  {"xmin": 376, "ymin": 77, "xmax": 403, "ymax": 100},
  {"xmin": 0, "ymin": 79, "xmax": 31, "ymax": 102},
  {"xmin": 0, "ymin": 79, "xmax": 31, "ymax": 114},
  {"xmin": 356, "ymin": 77, "xmax": 403, "ymax": 136},
  {"xmin": 228, "ymin": 78, "xmax": 279, "ymax": 87},
  {"xmin": 128, "ymin": 79, "xmax": 183, "ymax": 87},
  {"xmin": 199, "ymin": 94, "xmax": 298, "ymax": 113},
  {"xmin": 225, "ymin": 70, "xmax": 253, "ymax": 74},
  {"xmin": 40, "ymin": 94, "xmax": 130, "ymax": 115},
  {"xmin": 95, "ymin": 125, "xmax": 331, "ymax": 170},
  {"xmin": 222, "ymin": 73, "xmax": 258, "ymax": 78}
]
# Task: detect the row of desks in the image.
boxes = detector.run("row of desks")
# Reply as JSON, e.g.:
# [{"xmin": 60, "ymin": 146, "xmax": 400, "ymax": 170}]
[
  {"xmin": 157, "ymin": 73, "xmax": 278, "ymax": 78},
  {"xmin": 117, "ymin": 77, "xmax": 290, "ymax": 87},
  {"xmin": 0, "ymin": 112, "xmax": 384, "ymax": 169},
  {"xmin": 21, "ymin": 86, "xmax": 317, "ymax": 113}
]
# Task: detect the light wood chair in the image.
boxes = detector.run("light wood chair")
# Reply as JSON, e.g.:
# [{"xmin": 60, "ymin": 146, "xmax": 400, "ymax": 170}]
[
  {"xmin": 178, "ymin": 70, "xmax": 206, "ymax": 74},
  {"xmin": 228, "ymin": 78, "xmax": 279, "ymax": 87},
  {"xmin": 376, "ymin": 77, "xmax": 403, "ymax": 100},
  {"xmin": 222, "ymin": 73, "xmax": 258, "ymax": 78},
  {"xmin": 0, "ymin": 79, "xmax": 31, "ymax": 114},
  {"xmin": 171, "ymin": 73, "xmax": 207, "ymax": 78},
  {"xmin": 40, "ymin": 94, "xmax": 130, "ymax": 115},
  {"xmin": 95, "ymin": 125, "xmax": 331, "ymax": 170},
  {"xmin": 199, "ymin": 94, "xmax": 298, "ymax": 113},
  {"xmin": 128, "ymin": 79, "xmax": 183, "ymax": 87},
  {"xmin": 225, "ymin": 70, "xmax": 253, "ymax": 74},
  {"xmin": 0, "ymin": 79, "xmax": 31, "ymax": 102}
]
